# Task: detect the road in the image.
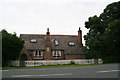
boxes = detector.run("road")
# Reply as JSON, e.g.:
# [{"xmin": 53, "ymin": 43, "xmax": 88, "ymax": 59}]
[{"xmin": 2, "ymin": 64, "xmax": 119, "ymax": 78}]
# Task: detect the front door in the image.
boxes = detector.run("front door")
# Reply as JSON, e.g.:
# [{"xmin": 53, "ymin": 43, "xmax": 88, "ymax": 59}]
[{"xmin": 20, "ymin": 54, "xmax": 28, "ymax": 66}]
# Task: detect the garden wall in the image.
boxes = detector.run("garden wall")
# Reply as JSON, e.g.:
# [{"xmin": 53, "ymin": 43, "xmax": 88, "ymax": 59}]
[{"xmin": 10, "ymin": 59, "xmax": 103, "ymax": 67}]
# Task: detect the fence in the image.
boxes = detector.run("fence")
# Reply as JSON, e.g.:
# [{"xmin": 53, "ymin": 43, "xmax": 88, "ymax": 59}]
[{"xmin": 10, "ymin": 59, "xmax": 103, "ymax": 67}]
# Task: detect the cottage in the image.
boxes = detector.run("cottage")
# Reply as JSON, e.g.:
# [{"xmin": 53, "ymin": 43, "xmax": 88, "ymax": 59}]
[{"xmin": 19, "ymin": 28, "xmax": 85, "ymax": 60}]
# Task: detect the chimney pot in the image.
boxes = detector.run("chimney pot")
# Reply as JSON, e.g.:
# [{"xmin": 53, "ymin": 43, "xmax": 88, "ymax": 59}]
[{"xmin": 46, "ymin": 28, "xmax": 50, "ymax": 35}]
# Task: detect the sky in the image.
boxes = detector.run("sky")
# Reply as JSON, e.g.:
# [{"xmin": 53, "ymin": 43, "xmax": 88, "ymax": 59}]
[{"xmin": 0, "ymin": 0, "xmax": 119, "ymax": 44}]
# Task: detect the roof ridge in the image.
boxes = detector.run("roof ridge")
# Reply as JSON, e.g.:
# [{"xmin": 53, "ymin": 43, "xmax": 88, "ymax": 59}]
[{"xmin": 20, "ymin": 34, "xmax": 78, "ymax": 36}]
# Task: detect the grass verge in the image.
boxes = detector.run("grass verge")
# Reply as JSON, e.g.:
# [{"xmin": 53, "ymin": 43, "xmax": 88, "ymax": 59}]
[{"xmin": 2, "ymin": 64, "xmax": 101, "ymax": 70}]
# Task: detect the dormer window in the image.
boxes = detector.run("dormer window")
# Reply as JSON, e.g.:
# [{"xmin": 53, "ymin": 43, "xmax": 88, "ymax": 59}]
[
  {"xmin": 30, "ymin": 39, "xmax": 37, "ymax": 43},
  {"xmin": 68, "ymin": 42, "xmax": 75, "ymax": 46},
  {"xmin": 54, "ymin": 40, "xmax": 59, "ymax": 46}
]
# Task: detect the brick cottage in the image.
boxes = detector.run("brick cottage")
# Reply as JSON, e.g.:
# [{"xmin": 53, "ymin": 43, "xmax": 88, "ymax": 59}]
[{"xmin": 18, "ymin": 28, "xmax": 85, "ymax": 60}]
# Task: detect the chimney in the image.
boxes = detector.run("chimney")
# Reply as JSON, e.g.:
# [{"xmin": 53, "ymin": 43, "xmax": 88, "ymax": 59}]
[
  {"xmin": 46, "ymin": 28, "xmax": 51, "ymax": 47},
  {"xmin": 78, "ymin": 27, "xmax": 83, "ymax": 46},
  {"xmin": 44, "ymin": 28, "xmax": 52, "ymax": 60},
  {"xmin": 46, "ymin": 28, "xmax": 50, "ymax": 35}
]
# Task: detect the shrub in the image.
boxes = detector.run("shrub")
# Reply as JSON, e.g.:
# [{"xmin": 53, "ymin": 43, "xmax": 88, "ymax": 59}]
[{"xmin": 70, "ymin": 61, "xmax": 75, "ymax": 64}]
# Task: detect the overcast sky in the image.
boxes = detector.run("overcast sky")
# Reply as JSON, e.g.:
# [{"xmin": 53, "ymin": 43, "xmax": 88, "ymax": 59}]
[{"xmin": 0, "ymin": 0, "xmax": 119, "ymax": 44}]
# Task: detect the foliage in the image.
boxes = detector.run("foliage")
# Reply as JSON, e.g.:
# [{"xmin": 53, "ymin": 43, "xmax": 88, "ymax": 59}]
[
  {"xmin": 84, "ymin": 1, "xmax": 120, "ymax": 63},
  {"xmin": 70, "ymin": 61, "xmax": 75, "ymax": 64},
  {"xmin": 2, "ymin": 29, "xmax": 24, "ymax": 66}
]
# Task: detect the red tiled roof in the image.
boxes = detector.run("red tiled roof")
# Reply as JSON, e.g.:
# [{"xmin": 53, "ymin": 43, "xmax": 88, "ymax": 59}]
[
  {"xmin": 21, "ymin": 34, "xmax": 46, "ymax": 36},
  {"xmin": 20, "ymin": 34, "xmax": 78, "ymax": 36}
]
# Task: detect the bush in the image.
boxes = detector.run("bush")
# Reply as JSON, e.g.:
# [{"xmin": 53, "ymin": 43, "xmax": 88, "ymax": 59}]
[{"xmin": 70, "ymin": 61, "xmax": 75, "ymax": 64}]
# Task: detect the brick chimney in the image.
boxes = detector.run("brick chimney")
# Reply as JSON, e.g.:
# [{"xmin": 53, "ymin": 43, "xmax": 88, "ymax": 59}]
[
  {"xmin": 44, "ymin": 28, "xmax": 52, "ymax": 60},
  {"xmin": 46, "ymin": 28, "xmax": 50, "ymax": 35},
  {"xmin": 78, "ymin": 27, "xmax": 83, "ymax": 46}
]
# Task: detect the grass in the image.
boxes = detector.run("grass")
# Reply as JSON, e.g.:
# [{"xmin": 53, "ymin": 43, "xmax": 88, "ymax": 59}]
[{"xmin": 2, "ymin": 64, "xmax": 101, "ymax": 70}]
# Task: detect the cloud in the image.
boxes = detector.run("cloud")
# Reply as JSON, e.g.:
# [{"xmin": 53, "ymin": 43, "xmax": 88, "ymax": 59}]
[{"xmin": 1, "ymin": 0, "xmax": 119, "ymax": 45}]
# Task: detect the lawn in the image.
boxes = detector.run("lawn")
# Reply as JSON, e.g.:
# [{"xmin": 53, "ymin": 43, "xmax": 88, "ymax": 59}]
[{"xmin": 2, "ymin": 64, "xmax": 101, "ymax": 70}]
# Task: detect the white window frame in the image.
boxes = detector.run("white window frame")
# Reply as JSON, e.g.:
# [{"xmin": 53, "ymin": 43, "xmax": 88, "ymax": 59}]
[
  {"xmin": 68, "ymin": 42, "xmax": 75, "ymax": 46},
  {"xmin": 54, "ymin": 40, "xmax": 59, "ymax": 46},
  {"xmin": 52, "ymin": 50, "xmax": 62, "ymax": 58},
  {"xmin": 33, "ymin": 50, "xmax": 43, "ymax": 59},
  {"xmin": 58, "ymin": 50, "xmax": 62, "ymax": 56},
  {"xmin": 30, "ymin": 39, "xmax": 37, "ymax": 43}
]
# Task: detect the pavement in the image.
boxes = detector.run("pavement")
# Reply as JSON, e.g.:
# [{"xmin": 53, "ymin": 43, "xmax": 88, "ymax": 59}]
[{"xmin": 2, "ymin": 64, "xmax": 119, "ymax": 78}]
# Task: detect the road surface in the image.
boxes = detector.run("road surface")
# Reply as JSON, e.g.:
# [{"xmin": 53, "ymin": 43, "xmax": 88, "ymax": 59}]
[{"xmin": 2, "ymin": 64, "xmax": 119, "ymax": 78}]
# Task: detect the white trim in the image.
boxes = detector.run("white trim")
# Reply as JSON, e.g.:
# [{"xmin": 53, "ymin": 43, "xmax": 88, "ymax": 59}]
[
  {"xmin": 33, "ymin": 50, "xmax": 43, "ymax": 59},
  {"xmin": 54, "ymin": 40, "xmax": 59, "ymax": 45},
  {"xmin": 59, "ymin": 50, "xmax": 62, "ymax": 56},
  {"xmin": 33, "ymin": 51, "xmax": 36, "ymax": 56},
  {"xmin": 68, "ymin": 42, "xmax": 75, "ymax": 46},
  {"xmin": 37, "ymin": 51, "xmax": 39, "ymax": 56},
  {"xmin": 41, "ymin": 51, "xmax": 43, "ymax": 56},
  {"xmin": 30, "ymin": 39, "xmax": 37, "ymax": 43},
  {"xmin": 52, "ymin": 50, "xmax": 62, "ymax": 58}
]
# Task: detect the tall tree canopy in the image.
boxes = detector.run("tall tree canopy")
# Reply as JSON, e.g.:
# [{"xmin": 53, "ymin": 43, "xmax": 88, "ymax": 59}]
[
  {"xmin": 84, "ymin": 1, "xmax": 120, "ymax": 63},
  {"xmin": 2, "ymin": 29, "xmax": 24, "ymax": 66}
]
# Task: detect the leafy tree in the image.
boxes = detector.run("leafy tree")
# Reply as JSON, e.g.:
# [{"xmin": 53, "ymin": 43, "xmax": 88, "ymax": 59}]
[
  {"xmin": 84, "ymin": 1, "xmax": 120, "ymax": 63},
  {"xmin": 102, "ymin": 20, "xmax": 120, "ymax": 63},
  {"xmin": 2, "ymin": 29, "xmax": 24, "ymax": 66},
  {"xmin": 84, "ymin": 15, "xmax": 104, "ymax": 59}
]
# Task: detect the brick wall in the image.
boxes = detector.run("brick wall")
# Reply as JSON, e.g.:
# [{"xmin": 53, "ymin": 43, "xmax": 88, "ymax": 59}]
[
  {"xmin": 18, "ymin": 48, "xmax": 32, "ymax": 60},
  {"xmin": 65, "ymin": 54, "xmax": 85, "ymax": 60}
]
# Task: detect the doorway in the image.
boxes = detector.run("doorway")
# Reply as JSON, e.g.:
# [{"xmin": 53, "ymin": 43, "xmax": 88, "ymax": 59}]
[{"xmin": 20, "ymin": 54, "xmax": 28, "ymax": 67}]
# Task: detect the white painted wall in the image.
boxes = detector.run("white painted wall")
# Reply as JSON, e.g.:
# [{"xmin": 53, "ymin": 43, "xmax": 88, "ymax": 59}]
[{"xmin": 10, "ymin": 59, "xmax": 103, "ymax": 67}]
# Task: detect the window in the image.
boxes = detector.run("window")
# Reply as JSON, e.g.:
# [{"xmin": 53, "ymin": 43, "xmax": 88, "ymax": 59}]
[
  {"xmin": 68, "ymin": 42, "xmax": 75, "ymax": 46},
  {"xmin": 30, "ymin": 53, "xmax": 32, "ymax": 56},
  {"xmin": 52, "ymin": 50, "xmax": 62, "ymax": 58},
  {"xmin": 30, "ymin": 39, "xmax": 37, "ymax": 43},
  {"xmin": 33, "ymin": 50, "xmax": 43, "ymax": 59},
  {"xmin": 54, "ymin": 40, "xmax": 59, "ymax": 46}
]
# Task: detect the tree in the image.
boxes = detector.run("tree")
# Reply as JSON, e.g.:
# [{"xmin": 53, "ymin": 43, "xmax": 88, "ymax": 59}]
[
  {"xmin": 84, "ymin": 1, "xmax": 120, "ymax": 63},
  {"xmin": 2, "ymin": 29, "xmax": 24, "ymax": 66},
  {"xmin": 84, "ymin": 15, "xmax": 104, "ymax": 59},
  {"xmin": 102, "ymin": 20, "xmax": 120, "ymax": 63}
]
